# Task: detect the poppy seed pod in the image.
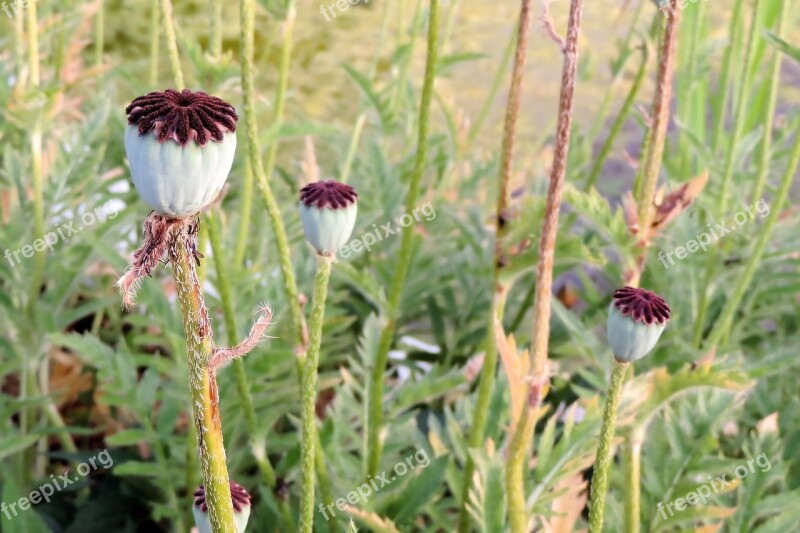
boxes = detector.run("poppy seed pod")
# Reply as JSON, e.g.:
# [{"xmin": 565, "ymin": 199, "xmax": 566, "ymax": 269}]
[
  {"xmin": 192, "ymin": 481, "xmax": 251, "ymax": 533},
  {"xmin": 299, "ymin": 180, "xmax": 358, "ymax": 255},
  {"xmin": 124, "ymin": 89, "xmax": 238, "ymax": 218},
  {"xmin": 607, "ymin": 286, "xmax": 670, "ymax": 363}
]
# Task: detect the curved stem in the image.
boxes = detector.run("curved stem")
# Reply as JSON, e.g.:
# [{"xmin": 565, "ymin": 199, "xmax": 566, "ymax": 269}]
[
  {"xmin": 587, "ymin": 360, "xmax": 628, "ymax": 533},
  {"xmin": 623, "ymin": 426, "xmax": 643, "ymax": 533},
  {"xmin": 170, "ymin": 222, "xmax": 236, "ymax": 532},
  {"xmin": 240, "ymin": 0, "xmax": 304, "ymax": 355},
  {"xmin": 210, "ymin": 0, "xmax": 223, "ymax": 57},
  {"xmin": 95, "ymin": 0, "xmax": 104, "ymax": 69},
  {"xmin": 752, "ymin": 0, "xmax": 791, "ymax": 203},
  {"xmin": 506, "ymin": 2, "xmax": 583, "ymax": 530},
  {"xmin": 457, "ymin": 1, "xmax": 532, "ymax": 530},
  {"xmin": 585, "ymin": 44, "xmax": 647, "ymax": 190},
  {"xmin": 636, "ymin": 1, "xmax": 681, "ymax": 238},
  {"xmin": 160, "ymin": 0, "xmax": 185, "ymax": 89},
  {"xmin": 299, "ymin": 254, "xmax": 334, "ymax": 533},
  {"xmin": 366, "ymin": 0, "xmax": 439, "ymax": 477},
  {"xmin": 703, "ymin": 116, "xmax": 800, "ymax": 353},
  {"xmin": 149, "ymin": 0, "xmax": 160, "ymax": 86},
  {"xmin": 693, "ymin": 0, "xmax": 759, "ymax": 346}
]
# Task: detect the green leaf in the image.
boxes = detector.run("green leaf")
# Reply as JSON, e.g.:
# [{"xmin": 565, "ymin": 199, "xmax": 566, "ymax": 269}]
[
  {"xmin": 113, "ymin": 461, "xmax": 163, "ymax": 478},
  {"xmin": 0, "ymin": 434, "xmax": 40, "ymax": 461},
  {"xmin": 386, "ymin": 454, "xmax": 448, "ymax": 524},
  {"xmin": 104, "ymin": 429, "xmax": 155, "ymax": 447},
  {"xmin": 763, "ymin": 31, "xmax": 800, "ymax": 64}
]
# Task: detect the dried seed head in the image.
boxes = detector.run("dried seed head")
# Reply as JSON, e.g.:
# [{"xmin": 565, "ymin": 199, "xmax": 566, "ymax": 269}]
[
  {"xmin": 124, "ymin": 89, "xmax": 238, "ymax": 217},
  {"xmin": 126, "ymin": 89, "xmax": 238, "ymax": 147},
  {"xmin": 611, "ymin": 286, "xmax": 670, "ymax": 325},
  {"xmin": 300, "ymin": 179, "xmax": 358, "ymax": 209},
  {"xmin": 607, "ymin": 286, "xmax": 670, "ymax": 363},
  {"xmin": 298, "ymin": 180, "xmax": 358, "ymax": 256}
]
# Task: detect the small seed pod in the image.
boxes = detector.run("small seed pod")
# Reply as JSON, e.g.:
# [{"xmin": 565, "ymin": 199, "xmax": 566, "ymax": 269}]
[
  {"xmin": 192, "ymin": 481, "xmax": 251, "ymax": 533},
  {"xmin": 124, "ymin": 89, "xmax": 238, "ymax": 218},
  {"xmin": 299, "ymin": 180, "xmax": 358, "ymax": 255},
  {"xmin": 607, "ymin": 286, "xmax": 670, "ymax": 363}
]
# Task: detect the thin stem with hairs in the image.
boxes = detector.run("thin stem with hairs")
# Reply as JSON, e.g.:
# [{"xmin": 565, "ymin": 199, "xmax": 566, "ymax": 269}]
[
  {"xmin": 366, "ymin": 0, "xmax": 439, "ymax": 477},
  {"xmin": 457, "ymin": 1, "xmax": 532, "ymax": 531},
  {"xmin": 506, "ymin": 1, "xmax": 583, "ymax": 530},
  {"xmin": 299, "ymin": 254, "xmax": 334, "ymax": 533}
]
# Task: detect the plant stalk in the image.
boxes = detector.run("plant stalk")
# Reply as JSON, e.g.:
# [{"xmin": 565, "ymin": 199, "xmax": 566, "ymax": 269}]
[
  {"xmin": 635, "ymin": 0, "xmax": 681, "ymax": 243},
  {"xmin": 240, "ymin": 0, "xmax": 304, "ymax": 356},
  {"xmin": 703, "ymin": 117, "xmax": 800, "ymax": 353},
  {"xmin": 206, "ymin": 213, "xmax": 296, "ymax": 528},
  {"xmin": 457, "ymin": 1, "xmax": 532, "ymax": 530},
  {"xmin": 170, "ymin": 223, "xmax": 236, "ymax": 532},
  {"xmin": 150, "ymin": 0, "xmax": 160, "ymax": 86},
  {"xmin": 366, "ymin": 0, "xmax": 439, "ymax": 477},
  {"xmin": 693, "ymin": 0, "xmax": 759, "ymax": 346},
  {"xmin": 587, "ymin": 360, "xmax": 628, "ymax": 533},
  {"xmin": 506, "ymin": 1, "xmax": 583, "ymax": 530},
  {"xmin": 160, "ymin": 0, "xmax": 185, "ymax": 89},
  {"xmin": 752, "ymin": 0, "xmax": 791, "ymax": 203},
  {"xmin": 299, "ymin": 253, "xmax": 334, "ymax": 533}
]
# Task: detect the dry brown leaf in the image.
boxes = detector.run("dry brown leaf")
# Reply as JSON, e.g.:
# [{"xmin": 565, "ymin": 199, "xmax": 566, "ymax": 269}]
[
  {"xmin": 495, "ymin": 319, "xmax": 530, "ymax": 436},
  {"xmin": 540, "ymin": 472, "xmax": 588, "ymax": 533},
  {"xmin": 651, "ymin": 169, "xmax": 709, "ymax": 236}
]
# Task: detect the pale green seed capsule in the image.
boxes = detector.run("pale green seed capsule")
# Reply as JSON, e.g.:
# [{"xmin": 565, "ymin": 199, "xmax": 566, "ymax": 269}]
[
  {"xmin": 299, "ymin": 180, "xmax": 358, "ymax": 255},
  {"xmin": 124, "ymin": 89, "xmax": 239, "ymax": 218},
  {"xmin": 607, "ymin": 286, "xmax": 670, "ymax": 363}
]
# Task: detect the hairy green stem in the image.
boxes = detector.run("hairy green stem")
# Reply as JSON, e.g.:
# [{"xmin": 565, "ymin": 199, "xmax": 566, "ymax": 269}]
[
  {"xmin": 240, "ymin": 0, "xmax": 304, "ymax": 355},
  {"xmin": 239, "ymin": 0, "xmax": 335, "ymax": 516},
  {"xmin": 585, "ymin": 44, "xmax": 647, "ymax": 190},
  {"xmin": 366, "ymin": 0, "xmax": 439, "ymax": 477},
  {"xmin": 206, "ymin": 215, "xmax": 292, "ymax": 512},
  {"xmin": 95, "ymin": 0, "xmax": 104, "ymax": 69},
  {"xmin": 210, "ymin": 0, "xmax": 223, "ymax": 57},
  {"xmin": 587, "ymin": 360, "xmax": 628, "ymax": 533},
  {"xmin": 623, "ymin": 426, "xmax": 644, "ymax": 533},
  {"xmin": 233, "ymin": 158, "xmax": 254, "ymax": 266},
  {"xmin": 751, "ymin": 0, "xmax": 791, "ymax": 203},
  {"xmin": 150, "ymin": 0, "xmax": 160, "ymax": 86},
  {"xmin": 170, "ymin": 225, "xmax": 236, "ymax": 532},
  {"xmin": 299, "ymin": 254, "xmax": 334, "ymax": 533},
  {"xmin": 693, "ymin": 0, "xmax": 759, "ymax": 346},
  {"xmin": 457, "ymin": 1, "xmax": 532, "ymax": 530},
  {"xmin": 235, "ymin": 3, "xmax": 292, "ymax": 266},
  {"xmin": 703, "ymin": 117, "xmax": 800, "ymax": 353},
  {"xmin": 160, "ymin": 0, "xmax": 185, "ymax": 89},
  {"xmin": 711, "ymin": 0, "xmax": 745, "ymax": 154}
]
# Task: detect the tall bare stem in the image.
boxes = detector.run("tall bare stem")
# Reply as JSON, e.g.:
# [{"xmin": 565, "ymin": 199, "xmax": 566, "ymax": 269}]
[
  {"xmin": 457, "ymin": 1, "xmax": 533, "ymax": 531},
  {"xmin": 366, "ymin": 0, "xmax": 439, "ymax": 477},
  {"xmin": 505, "ymin": 1, "xmax": 583, "ymax": 530}
]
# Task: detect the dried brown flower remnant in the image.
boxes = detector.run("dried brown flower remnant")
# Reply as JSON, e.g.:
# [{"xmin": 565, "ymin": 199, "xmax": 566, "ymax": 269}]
[
  {"xmin": 299, "ymin": 180, "xmax": 358, "ymax": 209},
  {"xmin": 612, "ymin": 286, "xmax": 670, "ymax": 326},
  {"xmin": 126, "ymin": 89, "xmax": 238, "ymax": 146}
]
